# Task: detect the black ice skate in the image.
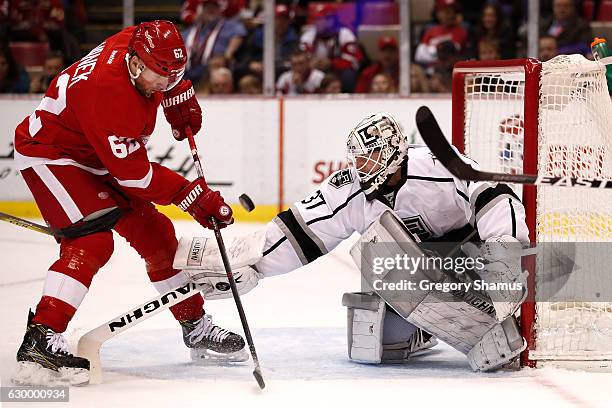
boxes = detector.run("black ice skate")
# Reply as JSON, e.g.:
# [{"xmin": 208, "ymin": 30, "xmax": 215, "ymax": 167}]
[
  {"xmin": 180, "ymin": 313, "xmax": 248, "ymax": 364},
  {"xmin": 13, "ymin": 311, "xmax": 89, "ymax": 386}
]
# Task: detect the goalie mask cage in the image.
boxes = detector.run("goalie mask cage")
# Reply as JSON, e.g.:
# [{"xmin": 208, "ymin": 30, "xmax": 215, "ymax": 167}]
[{"xmin": 452, "ymin": 55, "xmax": 612, "ymax": 368}]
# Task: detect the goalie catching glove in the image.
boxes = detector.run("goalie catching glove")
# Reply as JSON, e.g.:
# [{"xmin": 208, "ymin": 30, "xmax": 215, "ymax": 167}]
[
  {"xmin": 173, "ymin": 231, "xmax": 266, "ymax": 299},
  {"xmin": 464, "ymin": 235, "xmax": 528, "ymax": 321},
  {"xmin": 162, "ymin": 79, "xmax": 202, "ymax": 141},
  {"xmin": 173, "ymin": 178, "xmax": 233, "ymax": 230}
]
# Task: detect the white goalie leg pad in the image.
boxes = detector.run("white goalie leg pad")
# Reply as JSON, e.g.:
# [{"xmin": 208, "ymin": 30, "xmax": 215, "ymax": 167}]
[
  {"xmin": 342, "ymin": 292, "xmax": 438, "ymax": 364},
  {"xmin": 342, "ymin": 292, "xmax": 386, "ymax": 363},
  {"xmin": 351, "ymin": 210, "xmax": 506, "ymax": 359},
  {"xmin": 173, "ymin": 230, "xmax": 266, "ymax": 299},
  {"xmin": 467, "ymin": 316, "xmax": 526, "ymax": 371}
]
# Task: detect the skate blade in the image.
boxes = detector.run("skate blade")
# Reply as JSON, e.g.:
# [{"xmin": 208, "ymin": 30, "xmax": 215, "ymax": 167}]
[
  {"xmin": 12, "ymin": 361, "xmax": 89, "ymax": 386},
  {"xmin": 190, "ymin": 347, "xmax": 249, "ymax": 365}
]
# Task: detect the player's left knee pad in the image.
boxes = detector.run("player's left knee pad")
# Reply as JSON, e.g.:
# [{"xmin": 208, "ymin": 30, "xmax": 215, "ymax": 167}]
[
  {"xmin": 467, "ymin": 315, "xmax": 526, "ymax": 371},
  {"xmin": 36, "ymin": 231, "xmax": 114, "ymax": 332}
]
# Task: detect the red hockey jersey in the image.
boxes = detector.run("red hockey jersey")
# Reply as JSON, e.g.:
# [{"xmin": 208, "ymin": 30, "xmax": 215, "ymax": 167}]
[{"xmin": 14, "ymin": 26, "xmax": 188, "ymax": 205}]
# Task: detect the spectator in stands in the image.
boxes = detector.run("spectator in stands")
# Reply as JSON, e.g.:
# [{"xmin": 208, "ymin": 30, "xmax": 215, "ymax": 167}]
[
  {"xmin": 244, "ymin": 4, "xmax": 299, "ymax": 77},
  {"xmin": 183, "ymin": 0, "xmax": 247, "ymax": 86},
  {"xmin": 415, "ymin": 0, "xmax": 468, "ymax": 68},
  {"xmin": 0, "ymin": 0, "xmax": 8, "ymax": 45},
  {"xmin": 471, "ymin": 2, "xmax": 516, "ymax": 59},
  {"xmin": 369, "ymin": 72, "xmax": 396, "ymax": 94},
  {"xmin": 410, "ymin": 63, "xmax": 430, "ymax": 93},
  {"xmin": 30, "ymin": 50, "xmax": 65, "ymax": 93},
  {"xmin": 478, "ymin": 38, "xmax": 501, "ymax": 61},
  {"xmin": 238, "ymin": 74, "xmax": 262, "ymax": 94},
  {"xmin": 429, "ymin": 71, "xmax": 452, "ymax": 93},
  {"xmin": 355, "ymin": 35, "xmax": 399, "ymax": 94},
  {"xmin": 300, "ymin": 11, "xmax": 364, "ymax": 92},
  {"xmin": 181, "ymin": 0, "xmax": 247, "ymax": 25},
  {"xmin": 276, "ymin": 50, "xmax": 324, "ymax": 95},
  {"xmin": 8, "ymin": 0, "xmax": 79, "ymax": 63},
  {"xmin": 0, "ymin": 47, "xmax": 29, "ymax": 93},
  {"xmin": 540, "ymin": 0, "xmax": 592, "ymax": 56},
  {"xmin": 318, "ymin": 73, "xmax": 342, "ymax": 94},
  {"xmin": 209, "ymin": 67, "xmax": 234, "ymax": 94},
  {"xmin": 539, "ymin": 35, "xmax": 558, "ymax": 62},
  {"xmin": 431, "ymin": 39, "xmax": 460, "ymax": 89}
]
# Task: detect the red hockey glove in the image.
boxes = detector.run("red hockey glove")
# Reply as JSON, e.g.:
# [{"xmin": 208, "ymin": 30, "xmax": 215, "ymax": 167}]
[
  {"xmin": 162, "ymin": 80, "xmax": 202, "ymax": 141},
  {"xmin": 173, "ymin": 178, "xmax": 233, "ymax": 229}
]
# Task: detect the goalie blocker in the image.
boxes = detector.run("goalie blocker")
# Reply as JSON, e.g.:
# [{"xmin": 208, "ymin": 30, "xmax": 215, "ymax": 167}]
[{"xmin": 348, "ymin": 210, "xmax": 526, "ymax": 371}]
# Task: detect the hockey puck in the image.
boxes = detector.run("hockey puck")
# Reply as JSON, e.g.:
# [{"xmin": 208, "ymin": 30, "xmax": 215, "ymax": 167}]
[{"xmin": 239, "ymin": 194, "xmax": 255, "ymax": 212}]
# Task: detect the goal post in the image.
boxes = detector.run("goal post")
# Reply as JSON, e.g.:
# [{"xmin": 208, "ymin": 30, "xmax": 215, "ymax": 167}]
[{"xmin": 451, "ymin": 55, "xmax": 612, "ymax": 368}]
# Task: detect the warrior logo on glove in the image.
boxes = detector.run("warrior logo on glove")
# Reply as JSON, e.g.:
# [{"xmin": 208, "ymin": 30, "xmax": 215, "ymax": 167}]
[{"xmin": 162, "ymin": 80, "xmax": 202, "ymax": 141}]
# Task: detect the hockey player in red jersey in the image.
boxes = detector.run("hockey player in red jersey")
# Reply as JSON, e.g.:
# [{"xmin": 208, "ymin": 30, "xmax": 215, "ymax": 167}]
[{"xmin": 12, "ymin": 20, "xmax": 246, "ymax": 386}]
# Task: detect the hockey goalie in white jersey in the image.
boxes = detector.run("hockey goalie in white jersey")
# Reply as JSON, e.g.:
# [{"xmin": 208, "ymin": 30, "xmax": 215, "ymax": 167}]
[{"xmin": 177, "ymin": 112, "xmax": 530, "ymax": 371}]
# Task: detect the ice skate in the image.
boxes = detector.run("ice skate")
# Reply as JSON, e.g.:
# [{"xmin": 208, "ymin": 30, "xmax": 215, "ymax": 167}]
[
  {"xmin": 382, "ymin": 329, "xmax": 438, "ymax": 363},
  {"xmin": 180, "ymin": 313, "xmax": 248, "ymax": 364},
  {"xmin": 13, "ymin": 312, "xmax": 89, "ymax": 386}
]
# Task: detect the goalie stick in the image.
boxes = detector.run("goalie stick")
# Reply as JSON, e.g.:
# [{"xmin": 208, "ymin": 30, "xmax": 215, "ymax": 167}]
[{"xmin": 415, "ymin": 106, "xmax": 612, "ymax": 189}]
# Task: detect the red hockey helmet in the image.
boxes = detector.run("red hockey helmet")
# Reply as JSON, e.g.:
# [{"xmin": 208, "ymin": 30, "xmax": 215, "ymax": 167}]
[{"xmin": 128, "ymin": 20, "xmax": 187, "ymax": 90}]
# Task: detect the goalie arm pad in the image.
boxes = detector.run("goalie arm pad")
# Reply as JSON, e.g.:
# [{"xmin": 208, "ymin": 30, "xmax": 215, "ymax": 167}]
[
  {"xmin": 450, "ymin": 154, "xmax": 529, "ymax": 243},
  {"xmin": 256, "ymin": 168, "xmax": 375, "ymax": 277}
]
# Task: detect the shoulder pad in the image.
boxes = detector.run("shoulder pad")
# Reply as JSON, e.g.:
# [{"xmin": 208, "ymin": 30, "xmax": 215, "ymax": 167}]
[{"xmin": 328, "ymin": 168, "xmax": 354, "ymax": 189}]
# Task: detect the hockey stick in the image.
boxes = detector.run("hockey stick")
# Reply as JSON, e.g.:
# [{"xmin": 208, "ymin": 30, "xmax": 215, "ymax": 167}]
[
  {"xmin": 415, "ymin": 106, "xmax": 612, "ymax": 189},
  {"xmin": 185, "ymin": 127, "xmax": 265, "ymax": 389},
  {"xmin": 0, "ymin": 211, "xmax": 55, "ymax": 236},
  {"xmin": 77, "ymin": 282, "xmax": 207, "ymax": 384}
]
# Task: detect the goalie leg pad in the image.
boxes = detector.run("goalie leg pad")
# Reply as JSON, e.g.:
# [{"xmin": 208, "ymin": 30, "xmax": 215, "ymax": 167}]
[
  {"xmin": 342, "ymin": 292, "xmax": 386, "ymax": 364},
  {"xmin": 342, "ymin": 292, "xmax": 438, "ymax": 364},
  {"xmin": 351, "ymin": 210, "xmax": 504, "ymax": 358},
  {"xmin": 467, "ymin": 316, "xmax": 526, "ymax": 371}
]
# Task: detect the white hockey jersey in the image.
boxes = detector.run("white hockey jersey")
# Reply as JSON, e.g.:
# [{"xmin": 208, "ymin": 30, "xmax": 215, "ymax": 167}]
[{"xmin": 255, "ymin": 145, "xmax": 529, "ymax": 278}]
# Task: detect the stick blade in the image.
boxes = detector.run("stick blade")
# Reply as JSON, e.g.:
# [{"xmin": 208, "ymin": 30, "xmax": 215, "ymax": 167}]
[
  {"xmin": 253, "ymin": 368, "xmax": 265, "ymax": 389},
  {"xmin": 415, "ymin": 106, "xmax": 479, "ymax": 181}
]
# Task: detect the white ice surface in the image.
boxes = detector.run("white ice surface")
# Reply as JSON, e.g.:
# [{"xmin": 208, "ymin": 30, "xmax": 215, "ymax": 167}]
[{"xmin": 0, "ymin": 220, "xmax": 610, "ymax": 408}]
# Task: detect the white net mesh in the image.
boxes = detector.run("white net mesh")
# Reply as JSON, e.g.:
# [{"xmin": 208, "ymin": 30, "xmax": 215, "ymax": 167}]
[{"xmin": 459, "ymin": 54, "xmax": 612, "ymax": 362}]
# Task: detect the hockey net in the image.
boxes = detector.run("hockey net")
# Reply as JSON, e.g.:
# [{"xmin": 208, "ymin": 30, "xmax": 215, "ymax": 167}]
[{"xmin": 452, "ymin": 55, "xmax": 612, "ymax": 367}]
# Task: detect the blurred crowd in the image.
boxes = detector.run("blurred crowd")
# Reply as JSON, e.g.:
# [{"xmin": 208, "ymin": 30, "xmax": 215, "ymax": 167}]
[{"xmin": 0, "ymin": 0, "xmax": 601, "ymax": 95}]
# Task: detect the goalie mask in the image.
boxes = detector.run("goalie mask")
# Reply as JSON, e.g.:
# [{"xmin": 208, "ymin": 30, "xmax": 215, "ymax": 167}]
[{"xmin": 347, "ymin": 112, "xmax": 408, "ymax": 200}]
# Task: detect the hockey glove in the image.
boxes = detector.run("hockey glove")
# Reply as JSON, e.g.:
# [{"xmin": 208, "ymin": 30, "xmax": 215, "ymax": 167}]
[
  {"xmin": 173, "ymin": 178, "xmax": 233, "ymax": 229},
  {"xmin": 162, "ymin": 79, "xmax": 202, "ymax": 141}
]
